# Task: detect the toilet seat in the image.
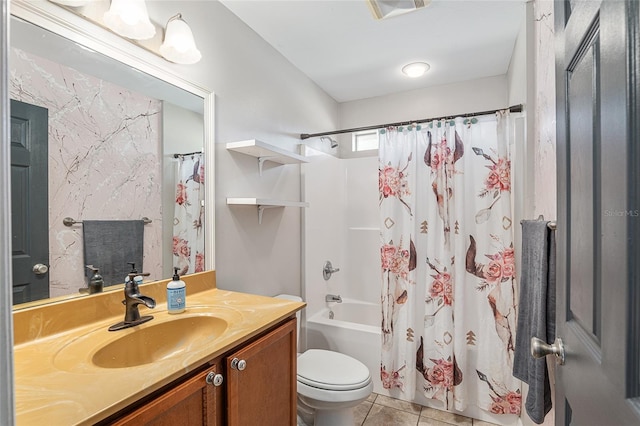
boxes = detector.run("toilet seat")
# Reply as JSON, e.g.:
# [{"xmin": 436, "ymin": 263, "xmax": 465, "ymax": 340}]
[{"xmin": 297, "ymin": 349, "xmax": 371, "ymax": 391}]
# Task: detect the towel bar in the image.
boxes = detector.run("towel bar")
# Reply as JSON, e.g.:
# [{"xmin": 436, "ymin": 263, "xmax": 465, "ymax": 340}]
[
  {"xmin": 519, "ymin": 218, "xmax": 557, "ymax": 231},
  {"xmin": 63, "ymin": 217, "xmax": 152, "ymax": 227}
]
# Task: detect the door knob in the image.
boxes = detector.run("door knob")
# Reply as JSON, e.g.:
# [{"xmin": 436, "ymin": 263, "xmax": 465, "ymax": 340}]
[
  {"xmin": 32, "ymin": 264, "xmax": 48, "ymax": 275},
  {"xmin": 205, "ymin": 371, "xmax": 224, "ymax": 386},
  {"xmin": 531, "ymin": 337, "xmax": 565, "ymax": 365},
  {"xmin": 231, "ymin": 358, "xmax": 246, "ymax": 371}
]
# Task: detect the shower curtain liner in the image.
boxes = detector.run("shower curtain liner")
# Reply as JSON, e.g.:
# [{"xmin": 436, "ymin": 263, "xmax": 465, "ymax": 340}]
[
  {"xmin": 379, "ymin": 111, "xmax": 521, "ymax": 415},
  {"xmin": 173, "ymin": 153, "xmax": 205, "ymax": 275}
]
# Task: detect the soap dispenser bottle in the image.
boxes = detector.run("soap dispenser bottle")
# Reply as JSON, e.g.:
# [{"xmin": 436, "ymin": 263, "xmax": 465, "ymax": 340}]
[
  {"xmin": 167, "ymin": 267, "xmax": 186, "ymax": 314},
  {"xmin": 86, "ymin": 265, "xmax": 104, "ymax": 294}
]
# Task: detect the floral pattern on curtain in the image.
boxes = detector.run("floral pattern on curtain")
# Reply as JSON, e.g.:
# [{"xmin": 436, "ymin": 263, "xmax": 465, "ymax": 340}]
[
  {"xmin": 174, "ymin": 154, "xmax": 205, "ymax": 275},
  {"xmin": 379, "ymin": 112, "xmax": 521, "ymax": 415}
]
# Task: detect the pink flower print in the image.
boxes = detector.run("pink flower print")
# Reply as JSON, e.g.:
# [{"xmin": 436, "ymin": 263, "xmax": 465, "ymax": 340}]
[
  {"xmin": 380, "ymin": 365, "xmax": 406, "ymax": 390},
  {"xmin": 379, "ymin": 166, "xmax": 396, "ymax": 198},
  {"xmin": 502, "ymin": 247, "xmax": 515, "ymax": 263},
  {"xmin": 429, "ymin": 272, "xmax": 453, "ymax": 306},
  {"xmin": 199, "ymin": 163, "xmax": 205, "ymax": 184},
  {"xmin": 486, "ymin": 170, "xmax": 500, "ymax": 188},
  {"xmin": 490, "ymin": 402, "xmax": 506, "ymax": 414},
  {"xmin": 379, "ymin": 165, "xmax": 410, "ymax": 199},
  {"xmin": 501, "ymin": 262, "xmax": 515, "ymax": 279},
  {"xmin": 380, "ymin": 243, "xmax": 410, "ymax": 279},
  {"xmin": 485, "ymin": 157, "xmax": 511, "ymax": 192},
  {"xmin": 477, "ymin": 369, "xmax": 521, "ymax": 416},
  {"xmin": 195, "ymin": 252, "xmax": 204, "ymax": 272},
  {"xmin": 498, "ymin": 247, "xmax": 515, "ymax": 279},
  {"xmin": 176, "ymin": 182, "xmax": 188, "ymax": 206},
  {"xmin": 429, "ymin": 136, "xmax": 454, "ymax": 172},
  {"xmin": 431, "ymin": 152, "xmax": 442, "ymax": 169},
  {"xmin": 489, "ymin": 391, "xmax": 521, "ymax": 415},
  {"xmin": 173, "ymin": 236, "xmax": 191, "ymax": 259},
  {"xmin": 497, "ymin": 159, "xmax": 511, "ymax": 191},
  {"xmin": 380, "ymin": 244, "xmax": 397, "ymax": 270},
  {"xmin": 483, "ymin": 260, "xmax": 503, "ymax": 284},
  {"xmin": 426, "ymin": 358, "xmax": 455, "ymax": 388}
]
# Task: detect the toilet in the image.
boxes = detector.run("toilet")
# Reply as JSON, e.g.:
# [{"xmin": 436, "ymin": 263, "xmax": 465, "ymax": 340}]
[{"xmin": 275, "ymin": 295, "xmax": 373, "ymax": 426}]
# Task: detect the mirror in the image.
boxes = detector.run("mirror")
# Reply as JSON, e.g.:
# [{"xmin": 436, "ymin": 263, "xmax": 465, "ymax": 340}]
[{"xmin": 10, "ymin": 7, "xmax": 214, "ymax": 308}]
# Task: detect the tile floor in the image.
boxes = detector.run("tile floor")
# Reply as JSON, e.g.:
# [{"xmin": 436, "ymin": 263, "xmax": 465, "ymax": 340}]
[{"xmin": 354, "ymin": 393, "xmax": 500, "ymax": 426}]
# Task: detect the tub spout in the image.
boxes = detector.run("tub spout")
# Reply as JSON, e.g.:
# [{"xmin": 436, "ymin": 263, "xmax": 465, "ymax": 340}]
[{"xmin": 325, "ymin": 294, "xmax": 342, "ymax": 303}]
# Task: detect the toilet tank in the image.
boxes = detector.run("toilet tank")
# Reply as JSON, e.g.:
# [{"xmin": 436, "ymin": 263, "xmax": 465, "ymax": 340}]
[{"xmin": 274, "ymin": 294, "xmax": 302, "ymax": 351}]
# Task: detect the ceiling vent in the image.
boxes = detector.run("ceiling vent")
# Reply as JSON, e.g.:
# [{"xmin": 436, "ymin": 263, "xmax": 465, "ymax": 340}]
[{"xmin": 366, "ymin": 0, "xmax": 431, "ymax": 20}]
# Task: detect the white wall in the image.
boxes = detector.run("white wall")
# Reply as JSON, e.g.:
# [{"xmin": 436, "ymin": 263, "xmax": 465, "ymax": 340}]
[
  {"xmin": 143, "ymin": 1, "xmax": 340, "ymax": 297},
  {"xmin": 337, "ymin": 75, "xmax": 509, "ymax": 157}
]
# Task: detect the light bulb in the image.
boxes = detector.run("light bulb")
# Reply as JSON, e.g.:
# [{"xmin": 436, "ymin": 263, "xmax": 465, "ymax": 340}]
[{"xmin": 402, "ymin": 62, "xmax": 431, "ymax": 78}]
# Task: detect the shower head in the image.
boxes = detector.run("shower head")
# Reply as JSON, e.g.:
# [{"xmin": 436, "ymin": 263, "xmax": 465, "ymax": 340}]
[{"xmin": 321, "ymin": 136, "xmax": 338, "ymax": 149}]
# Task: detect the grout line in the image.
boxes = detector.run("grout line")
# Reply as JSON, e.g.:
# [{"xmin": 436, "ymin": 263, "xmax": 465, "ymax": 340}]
[{"xmin": 364, "ymin": 393, "xmax": 479, "ymax": 426}]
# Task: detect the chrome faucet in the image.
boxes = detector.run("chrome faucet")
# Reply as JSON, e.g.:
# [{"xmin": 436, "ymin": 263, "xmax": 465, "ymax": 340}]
[
  {"xmin": 109, "ymin": 275, "xmax": 156, "ymax": 331},
  {"xmin": 325, "ymin": 294, "xmax": 342, "ymax": 303}
]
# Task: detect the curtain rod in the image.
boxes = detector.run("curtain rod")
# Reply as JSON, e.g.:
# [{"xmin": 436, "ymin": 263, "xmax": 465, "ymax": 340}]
[
  {"xmin": 300, "ymin": 104, "xmax": 524, "ymax": 140},
  {"xmin": 173, "ymin": 150, "xmax": 203, "ymax": 158}
]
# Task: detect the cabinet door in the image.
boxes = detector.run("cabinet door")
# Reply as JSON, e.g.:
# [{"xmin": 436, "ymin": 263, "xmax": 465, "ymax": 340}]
[
  {"xmin": 226, "ymin": 317, "xmax": 297, "ymax": 426},
  {"xmin": 110, "ymin": 361, "xmax": 223, "ymax": 426}
]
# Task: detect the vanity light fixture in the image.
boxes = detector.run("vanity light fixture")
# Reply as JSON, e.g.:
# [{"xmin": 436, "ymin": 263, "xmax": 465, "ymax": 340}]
[
  {"xmin": 103, "ymin": 0, "xmax": 156, "ymax": 40},
  {"xmin": 159, "ymin": 14, "xmax": 202, "ymax": 65},
  {"xmin": 401, "ymin": 62, "xmax": 430, "ymax": 78},
  {"xmin": 367, "ymin": 0, "xmax": 431, "ymax": 20}
]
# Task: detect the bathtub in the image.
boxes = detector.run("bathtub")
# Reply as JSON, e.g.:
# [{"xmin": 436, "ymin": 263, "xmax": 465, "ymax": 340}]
[
  {"xmin": 305, "ymin": 299, "xmax": 385, "ymax": 393},
  {"xmin": 305, "ymin": 299, "xmax": 520, "ymax": 426}
]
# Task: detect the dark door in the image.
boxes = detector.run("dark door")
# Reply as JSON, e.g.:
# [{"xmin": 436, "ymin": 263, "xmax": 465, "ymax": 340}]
[
  {"xmin": 554, "ymin": 0, "xmax": 640, "ymax": 424},
  {"xmin": 10, "ymin": 99, "xmax": 49, "ymax": 304}
]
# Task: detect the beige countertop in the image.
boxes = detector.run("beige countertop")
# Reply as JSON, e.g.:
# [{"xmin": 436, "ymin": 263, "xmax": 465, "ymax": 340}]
[{"xmin": 13, "ymin": 271, "xmax": 304, "ymax": 425}]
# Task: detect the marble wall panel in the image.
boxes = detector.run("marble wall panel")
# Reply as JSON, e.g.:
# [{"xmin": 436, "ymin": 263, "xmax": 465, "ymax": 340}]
[{"xmin": 10, "ymin": 47, "xmax": 162, "ymax": 297}]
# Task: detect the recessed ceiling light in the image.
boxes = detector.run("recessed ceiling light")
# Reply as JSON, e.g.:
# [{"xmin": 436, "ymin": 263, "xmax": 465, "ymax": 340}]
[{"xmin": 402, "ymin": 62, "xmax": 430, "ymax": 78}]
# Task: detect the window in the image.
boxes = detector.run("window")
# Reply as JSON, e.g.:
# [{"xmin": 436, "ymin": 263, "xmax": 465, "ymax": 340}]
[{"xmin": 352, "ymin": 129, "xmax": 379, "ymax": 152}]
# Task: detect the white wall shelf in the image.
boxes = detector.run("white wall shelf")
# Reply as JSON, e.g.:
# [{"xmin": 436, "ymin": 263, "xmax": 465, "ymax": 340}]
[
  {"xmin": 227, "ymin": 198, "xmax": 309, "ymax": 224},
  {"xmin": 226, "ymin": 139, "xmax": 308, "ymax": 176}
]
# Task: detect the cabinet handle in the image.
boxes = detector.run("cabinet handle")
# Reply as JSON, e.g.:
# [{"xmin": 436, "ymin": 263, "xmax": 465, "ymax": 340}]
[
  {"xmin": 206, "ymin": 372, "xmax": 224, "ymax": 386},
  {"xmin": 231, "ymin": 358, "xmax": 246, "ymax": 371}
]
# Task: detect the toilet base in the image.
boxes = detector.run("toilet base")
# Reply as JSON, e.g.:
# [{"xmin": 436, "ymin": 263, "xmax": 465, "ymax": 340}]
[
  {"xmin": 313, "ymin": 407, "xmax": 354, "ymax": 426},
  {"xmin": 297, "ymin": 396, "xmax": 356, "ymax": 426}
]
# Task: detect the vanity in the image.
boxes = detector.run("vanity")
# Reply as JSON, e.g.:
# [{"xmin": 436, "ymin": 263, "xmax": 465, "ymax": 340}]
[{"xmin": 13, "ymin": 271, "xmax": 304, "ymax": 425}]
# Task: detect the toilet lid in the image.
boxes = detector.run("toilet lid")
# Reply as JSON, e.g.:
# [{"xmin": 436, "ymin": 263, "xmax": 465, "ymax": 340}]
[{"xmin": 297, "ymin": 349, "xmax": 371, "ymax": 391}]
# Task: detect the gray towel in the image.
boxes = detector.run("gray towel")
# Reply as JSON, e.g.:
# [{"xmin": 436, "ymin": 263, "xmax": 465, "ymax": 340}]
[
  {"xmin": 513, "ymin": 220, "xmax": 556, "ymax": 424},
  {"xmin": 83, "ymin": 220, "xmax": 144, "ymax": 287}
]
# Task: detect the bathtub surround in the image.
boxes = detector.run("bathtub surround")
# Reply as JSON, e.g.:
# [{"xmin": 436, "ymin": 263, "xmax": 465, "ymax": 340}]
[
  {"xmin": 379, "ymin": 112, "xmax": 520, "ymax": 417},
  {"xmin": 10, "ymin": 47, "xmax": 163, "ymax": 296}
]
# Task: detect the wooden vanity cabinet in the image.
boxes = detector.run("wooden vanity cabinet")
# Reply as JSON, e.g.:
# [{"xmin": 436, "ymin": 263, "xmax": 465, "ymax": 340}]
[
  {"xmin": 104, "ymin": 317, "xmax": 297, "ymax": 426},
  {"xmin": 226, "ymin": 316, "xmax": 297, "ymax": 426},
  {"xmin": 108, "ymin": 359, "xmax": 224, "ymax": 426}
]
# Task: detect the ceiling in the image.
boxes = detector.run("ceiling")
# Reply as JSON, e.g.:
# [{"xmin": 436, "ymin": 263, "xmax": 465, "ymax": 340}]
[{"xmin": 219, "ymin": 0, "xmax": 526, "ymax": 103}]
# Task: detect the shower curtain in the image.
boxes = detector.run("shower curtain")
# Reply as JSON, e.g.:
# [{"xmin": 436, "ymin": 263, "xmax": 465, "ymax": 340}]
[
  {"xmin": 379, "ymin": 112, "xmax": 520, "ymax": 415},
  {"xmin": 173, "ymin": 153, "xmax": 205, "ymax": 275}
]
